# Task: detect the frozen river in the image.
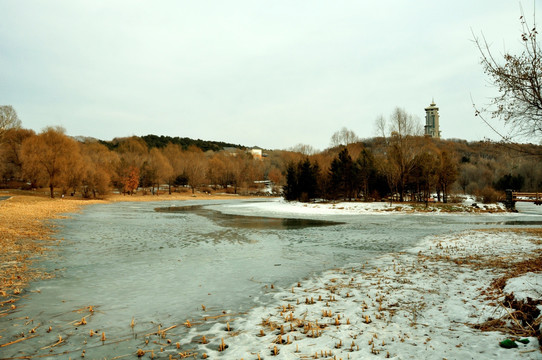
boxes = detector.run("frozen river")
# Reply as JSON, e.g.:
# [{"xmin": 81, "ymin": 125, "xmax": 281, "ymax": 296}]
[{"xmin": 1, "ymin": 199, "xmax": 540, "ymax": 359}]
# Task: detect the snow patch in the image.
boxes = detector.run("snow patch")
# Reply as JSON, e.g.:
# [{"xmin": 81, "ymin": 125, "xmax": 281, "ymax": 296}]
[{"xmin": 505, "ymin": 272, "xmax": 542, "ymax": 301}]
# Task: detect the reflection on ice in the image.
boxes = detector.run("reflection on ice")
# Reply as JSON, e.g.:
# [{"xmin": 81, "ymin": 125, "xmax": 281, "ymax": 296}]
[{"xmin": 156, "ymin": 204, "xmax": 344, "ymax": 229}]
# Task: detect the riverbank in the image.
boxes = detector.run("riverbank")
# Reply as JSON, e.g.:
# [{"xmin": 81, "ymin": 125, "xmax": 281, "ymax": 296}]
[
  {"xmin": 0, "ymin": 195, "xmax": 102, "ymax": 303},
  {"xmin": 220, "ymin": 197, "xmax": 508, "ymax": 215},
  {"xmin": 0, "ymin": 191, "xmax": 257, "ymax": 301}
]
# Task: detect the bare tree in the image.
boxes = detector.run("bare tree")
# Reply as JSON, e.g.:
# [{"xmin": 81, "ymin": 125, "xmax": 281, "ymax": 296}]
[
  {"xmin": 411, "ymin": 150, "xmax": 438, "ymax": 204},
  {"xmin": 437, "ymin": 150, "xmax": 458, "ymax": 203},
  {"xmin": 144, "ymin": 148, "xmax": 173, "ymax": 195},
  {"xmin": 182, "ymin": 146, "xmax": 208, "ymax": 194},
  {"xmin": 330, "ymin": 127, "xmax": 360, "ymax": 148},
  {"xmin": 207, "ymin": 153, "xmax": 229, "ymax": 189},
  {"xmin": 79, "ymin": 142, "xmax": 119, "ymax": 198},
  {"xmin": 267, "ymin": 166, "xmax": 284, "ymax": 188},
  {"xmin": 114, "ymin": 136, "xmax": 148, "ymax": 194},
  {"xmin": 289, "ymin": 143, "xmax": 318, "ymax": 155},
  {"xmin": 386, "ymin": 108, "xmax": 423, "ymax": 201},
  {"xmin": 380, "ymin": 157, "xmax": 400, "ymax": 204},
  {"xmin": 0, "ymin": 106, "xmax": 22, "ymax": 140},
  {"xmin": 0, "ymin": 128, "xmax": 34, "ymax": 182},
  {"xmin": 162, "ymin": 143, "xmax": 184, "ymax": 194},
  {"xmin": 473, "ymin": 9, "xmax": 542, "ymax": 143},
  {"xmin": 388, "ymin": 107, "xmax": 423, "ymax": 138},
  {"xmin": 228, "ymin": 150, "xmax": 250, "ymax": 194},
  {"xmin": 374, "ymin": 115, "xmax": 387, "ymax": 139},
  {"xmin": 116, "ymin": 136, "xmax": 148, "ymax": 167}
]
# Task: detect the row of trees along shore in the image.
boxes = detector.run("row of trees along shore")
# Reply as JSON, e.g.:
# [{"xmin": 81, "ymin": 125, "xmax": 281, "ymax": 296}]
[{"xmin": 1, "ymin": 105, "xmax": 541, "ymax": 202}]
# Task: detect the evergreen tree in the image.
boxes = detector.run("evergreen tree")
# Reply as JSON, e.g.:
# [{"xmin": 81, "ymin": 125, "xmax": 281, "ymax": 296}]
[
  {"xmin": 328, "ymin": 157, "xmax": 342, "ymax": 200},
  {"xmin": 283, "ymin": 163, "xmax": 299, "ymax": 201},
  {"xmin": 357, "ymin": 149, "xmax": 377, "ymax": 200},
  {"xmin": 494, "ymin": 173, "xmax": 525, "ymax": 191},
  {"xmin": 297, "ymin": 158, "xmax": 319, "ymax": 201},
  {"xmin": 283, "ymin": 158, "xmax": 320, "ymax": 202},
  {"xmin": 329, "ymin": 148, "xmax": 358, "ymax": 201}
]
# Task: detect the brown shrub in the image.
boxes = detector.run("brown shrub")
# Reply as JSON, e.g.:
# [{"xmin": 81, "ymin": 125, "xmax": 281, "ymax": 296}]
[{"xmin": 476, "ymin": 187, "xmax": 503, "ymax": 204}]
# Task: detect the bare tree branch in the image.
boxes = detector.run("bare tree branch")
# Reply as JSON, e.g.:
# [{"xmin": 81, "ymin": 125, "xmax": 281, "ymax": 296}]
[
  {"xmin": 472, "ymin": 8, "xmax": 542, "ymax": 145},
  {"xmin": 0, "ymin": 105, "xmax": 22, "ymax": 141}
]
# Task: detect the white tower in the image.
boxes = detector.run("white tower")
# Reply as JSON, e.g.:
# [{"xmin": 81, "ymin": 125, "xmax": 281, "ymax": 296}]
[{"xmin": 424, "ymin": 100, "xmax": 440, "ymax": 138}]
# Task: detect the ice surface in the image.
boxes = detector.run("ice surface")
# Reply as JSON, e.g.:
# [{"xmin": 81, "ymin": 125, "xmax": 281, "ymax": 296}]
[{"xmin": 0, "ymin": 199, "xmax": 540, "ymax": 359}]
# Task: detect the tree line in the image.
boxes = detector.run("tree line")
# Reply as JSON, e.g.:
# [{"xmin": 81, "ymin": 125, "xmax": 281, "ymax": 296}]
[
  {"xmin": 0, "ymin": 119, "xmax": 279, "ymax": 199},
  {"xmin": 283, "ymin": 107, "xmax": 542, "ymax": 204},
  {"xmin": 1, "ymin": 106, "xmax": 541, "ymax": 202},
  {"xmin": 284, "ymin": 109, "xmax": 460, "ymax": 203}
]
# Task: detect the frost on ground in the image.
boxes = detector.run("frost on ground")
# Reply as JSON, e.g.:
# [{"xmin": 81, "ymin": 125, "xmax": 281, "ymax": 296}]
[
  {"xmin": 222, "ymin": 198, "xmax": 507, "ymax": 216},
  {"xmin": 182, "ymin": 229, "xmax": 542, "ymax": 359}
]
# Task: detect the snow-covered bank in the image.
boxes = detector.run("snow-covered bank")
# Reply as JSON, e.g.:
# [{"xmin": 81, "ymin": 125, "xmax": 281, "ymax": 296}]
[
  {"xmin": 180, "ymin": 229, "xmax": 541, "ymax": 359},
  {"xmin": 220, "ymin": 198, "xmax": 509, "ymax": 217}
]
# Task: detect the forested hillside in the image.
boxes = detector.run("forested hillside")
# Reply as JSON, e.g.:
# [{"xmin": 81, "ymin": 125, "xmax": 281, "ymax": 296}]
[
  {"xmin": 99, "ymin": 134, "xmax": 245, "ymax": 153},
  {"xmin": 0, "ymin": 124, "xmax": 540, "ymax": 203}
]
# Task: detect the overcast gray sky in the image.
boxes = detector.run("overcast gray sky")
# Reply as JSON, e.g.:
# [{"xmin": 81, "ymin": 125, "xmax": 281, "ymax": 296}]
[{"xmin": 0, "ymin": 1, "xmax": 534, "ymax": 150}]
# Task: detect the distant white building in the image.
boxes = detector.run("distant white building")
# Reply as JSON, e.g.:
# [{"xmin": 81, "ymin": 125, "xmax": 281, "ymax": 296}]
[
  {"xmin": 250, "ymin": 147, "xmax": 263, "ymax": 160},
  {"xmin": 424, "ymin": 100, "xmax": 441, "ymax": 138}
]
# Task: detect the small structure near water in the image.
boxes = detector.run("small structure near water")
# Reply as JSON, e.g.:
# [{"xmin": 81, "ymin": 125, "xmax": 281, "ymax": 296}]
[{"xmin": 505, "ymin": 189, "xmax": 542, "ymax": 210}]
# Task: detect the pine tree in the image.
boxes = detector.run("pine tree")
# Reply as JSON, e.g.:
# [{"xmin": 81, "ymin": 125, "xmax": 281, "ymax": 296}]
[
  {"xmin": 283, "ymin": 158, "xmax": 320, "ymax": 202},
  {"xmin": 283, "ymin": 163, "xmax": 298, "ymax": 201},
  {"xmin": 329, "ymin": 148, "xmax": 358, "ymax": 201}
]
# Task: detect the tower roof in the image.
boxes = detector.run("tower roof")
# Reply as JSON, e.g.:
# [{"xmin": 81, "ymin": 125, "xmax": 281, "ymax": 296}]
[{"xmin": 425, "ymin": 100, "xmax": 438, "ymax": 111}]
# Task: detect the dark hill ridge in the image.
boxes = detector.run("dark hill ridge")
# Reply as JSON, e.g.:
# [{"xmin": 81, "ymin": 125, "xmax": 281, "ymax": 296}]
[{"xmin": 99, "ymin": 134, "xmax": 247, "ymax": 152}]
